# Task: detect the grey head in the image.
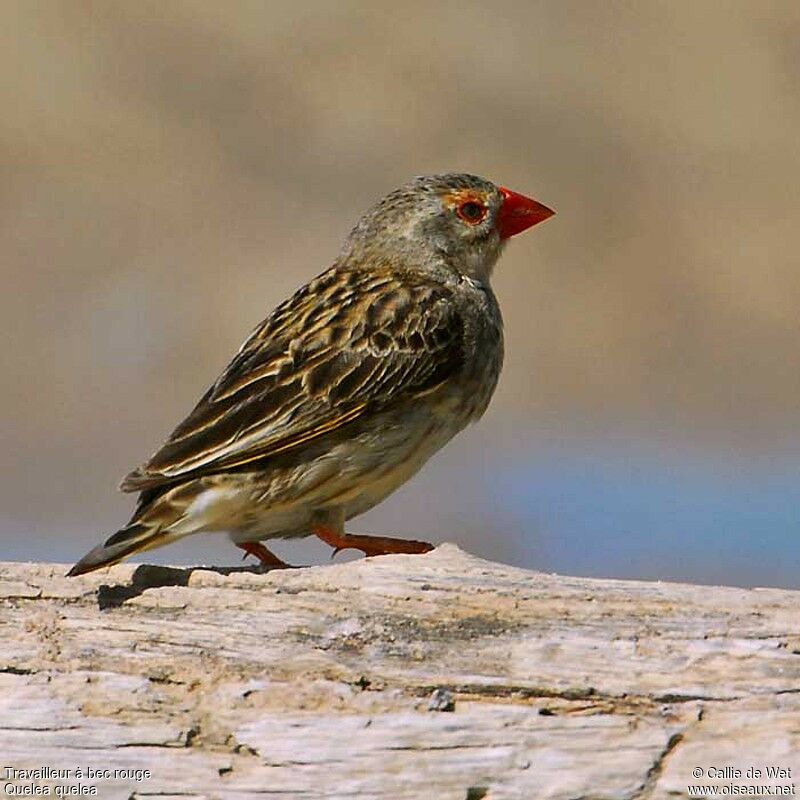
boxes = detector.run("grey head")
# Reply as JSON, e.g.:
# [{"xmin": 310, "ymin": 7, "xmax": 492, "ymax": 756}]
[{"xmin": 339, "ymin": 173, "xmax": 553, "ymax": 284}]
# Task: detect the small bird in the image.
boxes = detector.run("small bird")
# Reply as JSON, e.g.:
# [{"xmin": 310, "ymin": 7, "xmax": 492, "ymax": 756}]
[{"xmin": 68, "ymin": 174, "xmax": 553, "ymax": 576}]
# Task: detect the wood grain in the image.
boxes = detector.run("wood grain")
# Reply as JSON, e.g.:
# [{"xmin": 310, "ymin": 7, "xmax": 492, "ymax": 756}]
[{"xmin": 1, "ymin": 544, "xmax": 799, "ymax": 799}]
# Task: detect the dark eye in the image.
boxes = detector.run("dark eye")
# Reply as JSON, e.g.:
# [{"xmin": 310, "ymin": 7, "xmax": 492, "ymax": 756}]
[{"xmin": 456, "ymin": 201, "xmax": 486, "ymax": 224}]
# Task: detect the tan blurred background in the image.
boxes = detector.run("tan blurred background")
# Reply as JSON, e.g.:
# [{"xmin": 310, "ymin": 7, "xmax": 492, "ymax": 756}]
[{"xmin": 3, "ymin": 1, "xmax": 800, "ymax": 586}]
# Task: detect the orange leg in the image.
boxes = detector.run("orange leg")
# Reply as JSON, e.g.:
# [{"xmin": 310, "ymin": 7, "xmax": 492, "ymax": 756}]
[
  {"xmin": 312, "ymin": 525, "xmax": 434, "ymax": 558},
  {"xmin": 236, "ymin": 541, "xmax": 294, "ymax": 569}
]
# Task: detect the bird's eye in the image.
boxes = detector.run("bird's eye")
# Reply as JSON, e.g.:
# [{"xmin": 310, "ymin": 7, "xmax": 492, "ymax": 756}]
[{"xmin": 456, "ymin": 201, "xmax": 487, "ymax": 224}]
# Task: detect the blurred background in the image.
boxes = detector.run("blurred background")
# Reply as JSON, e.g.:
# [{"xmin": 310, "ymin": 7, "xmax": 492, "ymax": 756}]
[{"xmin": 3, "ymin": 1, "xmax": 799, "ymax": 587}]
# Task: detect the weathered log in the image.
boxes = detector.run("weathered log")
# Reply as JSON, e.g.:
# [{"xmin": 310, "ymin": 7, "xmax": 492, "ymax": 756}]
[{"xmin": 1, "ymin": 544, "xmax": 799, "ymax": 799}]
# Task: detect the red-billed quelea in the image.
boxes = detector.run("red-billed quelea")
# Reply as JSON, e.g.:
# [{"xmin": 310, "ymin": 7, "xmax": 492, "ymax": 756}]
[{"xmin": 68, "ymin": 174, "xmax": 554, "ymax": 576}]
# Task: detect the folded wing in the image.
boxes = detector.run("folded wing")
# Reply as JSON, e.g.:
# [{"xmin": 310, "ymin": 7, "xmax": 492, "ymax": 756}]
[{"xmin": 121, "ymin": 266, "xmax": 464, "ymax": 492}]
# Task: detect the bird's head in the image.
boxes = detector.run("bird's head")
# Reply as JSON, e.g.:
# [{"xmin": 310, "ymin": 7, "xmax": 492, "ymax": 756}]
[{"xmin": 340, "ymin": 173, "xmax": 554, "ymax": 282}]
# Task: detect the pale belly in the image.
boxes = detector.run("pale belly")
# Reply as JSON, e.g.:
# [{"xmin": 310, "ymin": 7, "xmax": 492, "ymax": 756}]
[{"xmin": 173, "ymin": 401, "xmax": 469, "ymax": 543}]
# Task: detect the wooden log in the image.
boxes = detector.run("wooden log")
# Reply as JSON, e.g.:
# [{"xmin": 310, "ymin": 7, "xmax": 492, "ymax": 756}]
[{"xmin": 1, "ymin": 544, "xmax": 799, "ymax": 799}]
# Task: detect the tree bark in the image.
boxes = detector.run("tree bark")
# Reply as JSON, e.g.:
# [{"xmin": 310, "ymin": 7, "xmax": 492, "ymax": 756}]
[{"xmin": 1, "ymin": 544, "xmax": 799, "ymax": 799}]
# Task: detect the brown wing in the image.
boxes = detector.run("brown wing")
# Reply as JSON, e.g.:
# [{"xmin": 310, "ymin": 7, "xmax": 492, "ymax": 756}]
[{"xmin": 121, "ymin": 266, "xmax": 464, "ymax": 492}]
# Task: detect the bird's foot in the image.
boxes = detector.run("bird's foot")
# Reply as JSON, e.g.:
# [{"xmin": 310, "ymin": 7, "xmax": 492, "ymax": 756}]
[
  {"xmin": 236, "ymin": 541, "xmax": 295, "ymax": 569},
  {"xmin": 312, "ymin": 526, "xmax": 434, "ymax": 559}
]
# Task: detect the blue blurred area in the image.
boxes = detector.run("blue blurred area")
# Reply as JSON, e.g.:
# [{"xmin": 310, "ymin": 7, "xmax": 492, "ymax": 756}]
[
  {"xmin": 5, "ymin": 431, "xmax": 797, "ymax": 589},
  {"xmin": 491, "ymin": 444, "xmax": 799, "ymax": 588}
]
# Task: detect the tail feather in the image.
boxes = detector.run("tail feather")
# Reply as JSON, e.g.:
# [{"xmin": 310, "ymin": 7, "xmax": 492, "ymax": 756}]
[{"xmin": 67, "ymin": 523, "xmax": 167, "ymax": 577}]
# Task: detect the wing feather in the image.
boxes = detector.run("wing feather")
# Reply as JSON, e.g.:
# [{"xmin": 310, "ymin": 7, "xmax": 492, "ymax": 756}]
[{"xmin": 121, "ymin": 266, "xmax": 463, "ymax": 492}]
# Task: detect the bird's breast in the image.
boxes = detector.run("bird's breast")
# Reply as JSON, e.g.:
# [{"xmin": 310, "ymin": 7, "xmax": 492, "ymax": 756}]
[{"xmin": 452, "ymin": 283, "xmax": 504, "ymax": 422}]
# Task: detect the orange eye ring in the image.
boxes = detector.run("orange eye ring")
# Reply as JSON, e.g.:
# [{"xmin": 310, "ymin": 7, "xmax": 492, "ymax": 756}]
[{"xmin": 456, "ymin": 200, "xmax": 487, "ymax": 225}]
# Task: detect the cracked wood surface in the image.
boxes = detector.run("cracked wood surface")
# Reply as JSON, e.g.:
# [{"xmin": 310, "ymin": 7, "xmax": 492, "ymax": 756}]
[{"xmin": 1, "ymin": 544, "xmax": 799, "ymax": 799}]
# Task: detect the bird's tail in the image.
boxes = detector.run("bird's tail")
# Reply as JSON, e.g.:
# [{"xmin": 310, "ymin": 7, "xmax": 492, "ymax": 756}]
[{"xmin": 67, "ymin": 523, "xmax": 173, "ymax": 577}]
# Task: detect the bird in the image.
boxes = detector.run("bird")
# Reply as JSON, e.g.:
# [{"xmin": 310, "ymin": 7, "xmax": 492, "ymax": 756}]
[{"xmin": 68, "ymin": 173, "xmax": 554, "ymax": 577}]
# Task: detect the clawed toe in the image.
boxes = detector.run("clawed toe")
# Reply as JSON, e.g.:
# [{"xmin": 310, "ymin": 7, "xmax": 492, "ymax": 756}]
[
  {"xmin": 313, "ymin": 526, "xmax": 434, "ymax": 558},
  {"xmin": 236, "ymin": 541, "xmax": 295, "ymax": 569}
]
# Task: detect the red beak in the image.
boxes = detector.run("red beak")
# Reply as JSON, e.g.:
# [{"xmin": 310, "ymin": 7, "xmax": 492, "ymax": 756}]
[{"xmin": 496, "ymin": 186, "xmax": 555, "ymax": 240}]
